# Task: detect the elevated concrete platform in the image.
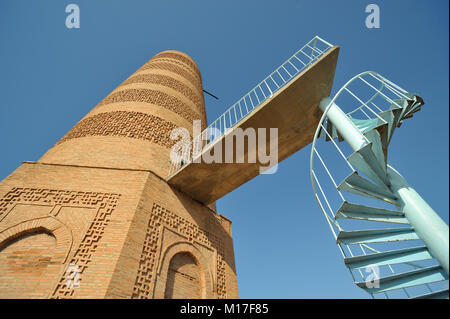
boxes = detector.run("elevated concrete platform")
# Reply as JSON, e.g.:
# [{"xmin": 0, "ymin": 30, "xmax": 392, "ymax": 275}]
[{"xmin": 167, "ymin": 46, "xmax": 340, "ymax": 205}]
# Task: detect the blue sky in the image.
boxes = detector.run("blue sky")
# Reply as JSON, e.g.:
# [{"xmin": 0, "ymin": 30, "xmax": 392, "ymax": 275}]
[{"xmin": 0, "ymin": 1, "xmax": 448, "ymax": 298}]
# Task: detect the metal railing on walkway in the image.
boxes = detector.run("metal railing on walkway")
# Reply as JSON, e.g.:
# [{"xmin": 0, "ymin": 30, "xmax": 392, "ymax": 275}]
[{"xmin": 168, "ymin": 36, "xmax": 334, "ymax": 177}]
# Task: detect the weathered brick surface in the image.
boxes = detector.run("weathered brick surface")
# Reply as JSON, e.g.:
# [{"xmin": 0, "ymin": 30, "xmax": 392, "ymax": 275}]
[
  {"xmin": 165, "ymin": 252, "xmax": 201, "ymax": 299},
  {"xmin": 56, "ymin": 111, "xmax": 179, "ymax": 148},
  {"xmin": 119, "ymin": 73, "xmax": 204, "ymax": 112},
  {"xmin": 0, "ymin": 231, "xmax": 57, "ymax": 298},
  {"xmin": 0, "ymin": 50, "xmax": 238, "ymax": 298}
]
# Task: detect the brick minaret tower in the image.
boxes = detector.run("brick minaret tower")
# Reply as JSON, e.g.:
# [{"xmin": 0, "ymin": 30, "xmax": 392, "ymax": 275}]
[{"xmin": 0, "ymin": 51, "xmax": 238, "ymax": 298}]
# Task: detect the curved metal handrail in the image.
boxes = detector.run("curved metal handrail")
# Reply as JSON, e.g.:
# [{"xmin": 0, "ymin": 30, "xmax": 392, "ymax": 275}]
[
  {"xmin": 310, "ymin": 71, "xmax": 376, "ymax": 238},
  {"xmin": 309, "ymin": 70, "xmax": 409, "ymax": 226},
  {"xmin": 308, "ymin": 71, "xmax": 431, "ymax": 299}
]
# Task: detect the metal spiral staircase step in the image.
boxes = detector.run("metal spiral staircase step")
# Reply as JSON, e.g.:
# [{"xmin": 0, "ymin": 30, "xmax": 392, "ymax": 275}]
[
  {"xmin": 394, "ymin": 95, "xmax": 425, "ymax": 127},
  {"xmin": 311, "ymin": 71, "xmax": 445, "ymax": 298},
  {"xmin": 337, "ymin": 227, "xmax": 419, "ymax": 245},
  {"xmin": 344, "ymin": 246, "xmax": 432, "ymax": 269},
  {"xmin": 338, "ymin": 171, "xmax": 397, "ymax": 204},
  {"xmin": 323, "ymin": 96, "xmax": 424, "ymax": 147},
  {"xmin": 335, "ymin": 201, "xmax": 407, "ymax": 224},
  {"xmin": 325, "ymin": 119, "xmax": 340, "ymax": 141},
  {"xmin": 349, "ymin": 117, "xmax": 380, "ymax": 134},
  {"xmin": 347, "ymin": 143, "xmax": 390, "ymax": 187},
  {"xmin": 403, "ymin": 112, "xmax": 415, "ymax": 119},
  {"xmin": 403, "ymin": 94, "xmax": 423, "ymax": 113},
  {"xmin": 355, "ymin": 265, "xmax": 448, "ymax": 294},
  {"xmin": 412, "ymin": 288, "xmax": 449, "ymax": 299},
  {"xmin": 364, "ymin": 126, "xmax": 388, "ymax": 171},
  {"xmin": 318, "ymin": 125, "xmax": 325, "ymax": 139},
  {"xmin": 405, "ymin": 105, "xmax": 422, "ymax": 117},
  {"xmin": 377, "ymin": 109, "xmax": 399, "ymax": 145}
]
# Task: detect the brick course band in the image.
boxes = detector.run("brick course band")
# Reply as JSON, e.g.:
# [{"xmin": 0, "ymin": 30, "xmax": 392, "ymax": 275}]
[
  {"xmin": 139, "ymin": 61, "xmax": 202, "ymax": 92},
  {"xmin": 152, "ymin": 52, "xmax": 201, "ymax": 78},
  {"xmin": 96, "ymin": 88, "xmax": 202, "ymax": 123},
  {"xmin": 148, "ymin": 57, "xmax": 201, "ymax": 82},
  {"xmin": 119, "ymin": 73, "xmax": 204, "ymax": 113},
  {"xmin": 56, "ymin": 111, "xmax": 181, "ymax": 148}
]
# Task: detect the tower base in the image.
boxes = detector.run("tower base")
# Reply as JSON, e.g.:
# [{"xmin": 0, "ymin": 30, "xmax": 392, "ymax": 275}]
[{"xmin": 0, "ymin": 161, "xmax": 238, "ymax": 298}]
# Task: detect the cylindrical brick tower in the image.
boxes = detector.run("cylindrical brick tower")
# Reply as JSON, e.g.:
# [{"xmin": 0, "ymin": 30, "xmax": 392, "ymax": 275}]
[
  {"xmin": 40, "ymin": 50, "xmax": 207, "ymax": 178},
  {"xmin": 0, "ymin": 51, "xmax": 238, "ymax": 299}
]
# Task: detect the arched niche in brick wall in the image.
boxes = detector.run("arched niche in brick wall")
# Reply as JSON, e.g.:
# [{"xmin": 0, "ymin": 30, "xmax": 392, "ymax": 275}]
[
  {"xmin": 154, "ymin": 242, "xmax": 214, "ymax": 299},
  {"xmin": 0, "ymin": 217, "xmax": 73, "ymax": 298}
]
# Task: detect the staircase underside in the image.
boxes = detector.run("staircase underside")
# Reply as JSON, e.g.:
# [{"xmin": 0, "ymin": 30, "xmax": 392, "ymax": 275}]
[{"xmin": 167, "ymin": 46, "xmax": 340, "ymax": 204}]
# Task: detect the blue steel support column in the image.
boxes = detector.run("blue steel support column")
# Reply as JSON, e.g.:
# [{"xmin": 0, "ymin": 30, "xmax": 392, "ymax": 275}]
[
  {"xmin": 388, "ymin": 165, "xmax": 449, "ymax": 274},
  {"xmin": 320, "ymin": 97, "xmax": 450, "ymax": 275},
  {"xmin": 319, "ymin": 97, "xmax": 367, "ymax": 151}
]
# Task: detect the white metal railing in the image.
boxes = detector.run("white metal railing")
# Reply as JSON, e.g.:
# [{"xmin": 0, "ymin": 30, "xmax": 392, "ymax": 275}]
[
  {"xmin": 311, "ymin": 72, "xmax": 411, "ymax": 240},
  {"xmin": 167, "ymin": 36, "xmax": 334, "ymax": 177},
  {"xmin": 310, "ymin": 71, "xmax": 445, "ymax": 298}
]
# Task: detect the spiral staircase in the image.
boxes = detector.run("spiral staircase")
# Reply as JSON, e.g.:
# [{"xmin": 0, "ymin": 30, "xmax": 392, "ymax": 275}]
[
  {"xmin": 310, "ymin": 71, "xmax": 449, "ymax": 299},
  {"xmin": 165, "ymin": 34, "xmax": 448, "ymax": 298}
]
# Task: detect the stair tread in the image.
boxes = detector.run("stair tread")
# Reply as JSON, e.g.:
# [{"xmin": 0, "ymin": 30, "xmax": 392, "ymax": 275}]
[
  {"xmin": 337, "ymin": 227, "xmax": 419, "ymax": 244},
  {"xmin": 338, "ymin": 201, "xmax": 403, "ymax": 216},
  {"xmin": 347, "ymin": 143, "xmax": 390, "ymax": 187},
  {"xmin": 336, "ymin": 201, "xmax": 407, "ymax": 224},
  {"xmin": 412, "ymin": 288, "xmax": 449, "ymax": 299},
  {"xmin": 364, "ymin": 128, "xmax": 387, "ymax": 172},
  {"xmin": 338, "ymin": 172, "xmax": 397, "ymax": 205},
  {"xmin": 356, "ymin": 265, "xmax": 448, "ymax": 294},
  {"xmin": 344, "ymin": 246, "xmax": 432, "ymax": 269}
]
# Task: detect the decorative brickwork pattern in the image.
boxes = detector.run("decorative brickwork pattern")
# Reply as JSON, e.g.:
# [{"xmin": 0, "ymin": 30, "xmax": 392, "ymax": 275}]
[
  {"xmin": 0, "ymin": 218, "xmax": 72, "ymax": 265},
  {"xmin": 139, "ymin": 61, "xmax": 202, "ymax": 92},
  {"xmin": 119, "ymin": 73, "xmax": 204, "ymax": 112},
  {"xmin": 56, "ymin": 111, "xmax": 180, "ymax": 148},
  {"xmin": 147, "ymin": 57, "xmax": 201, "ymax": 82},
  {"xmin": 0, "ymin": 50, "xmax": 236, "ymax": 299},
  {"xmin": 152, "ymin": 52, "xmax": 202, "ymax": 78},
  {"xmin": 96, "ymin": 89, "xmax": 201, "ymax": 123},
  {"xmin": 132, "ymin": 203, "xmax": 227, "ymax": 299},
  {"xmin": 0, "ymin": 187, "xmax": 121, "ymax": 298}
]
